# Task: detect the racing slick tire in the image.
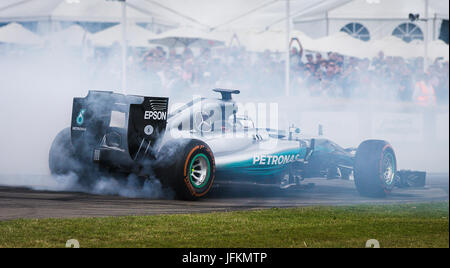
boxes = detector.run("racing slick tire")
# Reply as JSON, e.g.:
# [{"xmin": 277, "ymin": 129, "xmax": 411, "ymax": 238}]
[
  {"xmin": 49, "ymin": 128, "xmax": 103, "ymax": 186},
  {"xmin": 49, "ymin": 128, "xmax": 79, "ymax": 175},
  {"xmin": 354, "ymin": 140, "xmax": 397, "ymax": 198},
  {"xmin": 155, "ymin": 139, "xmax": 215, "ymax": 200}
]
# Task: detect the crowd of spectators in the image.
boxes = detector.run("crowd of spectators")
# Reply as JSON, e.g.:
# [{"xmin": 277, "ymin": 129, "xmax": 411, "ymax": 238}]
[
  {"xmin": 102, "ymin": 44, "xmax": 449, "ymax": 105},
  {"xmin": 2, "ymin": 38, "xmax": 447, "ymax": 106},
  {"xmin": 291, "ymin": 49, "xmax": 449, "ymax": 105}
]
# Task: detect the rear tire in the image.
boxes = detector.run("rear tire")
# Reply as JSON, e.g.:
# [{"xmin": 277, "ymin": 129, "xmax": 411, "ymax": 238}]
[
  {"xmin": 49, "ymin": 128, "xmax": 81, "ymax": 175},
  {"xmin": 354, "ymin": 140, "xmax": 397, "ymax": 197},
  {"xmin": 155, "ymin": 139, "xmax": 215, "ymax": 200}
]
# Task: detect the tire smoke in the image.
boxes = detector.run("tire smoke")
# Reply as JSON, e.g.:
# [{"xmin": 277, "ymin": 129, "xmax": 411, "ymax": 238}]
[{"xmin": 0, "ymin": 36, "xmax": 448, "ymax": 201}]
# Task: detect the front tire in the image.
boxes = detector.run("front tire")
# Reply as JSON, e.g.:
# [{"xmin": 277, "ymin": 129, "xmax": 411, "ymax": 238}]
[
  {"xmin": 354, "ymin": 140, "xmax": 397, "ymax": 197},
  {"xmin": 155, "ymin": 139, "xmax": 215, "ymax": 200}
]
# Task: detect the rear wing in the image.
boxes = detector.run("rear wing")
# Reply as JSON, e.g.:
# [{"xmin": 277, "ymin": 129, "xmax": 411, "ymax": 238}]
[
  {"xmin": 128, "ymin": 97, "xmax": 168, "ymax": 159},
  {"xmin": 71, "ymin": 91, "xmax": 168, "ymax": 159}
]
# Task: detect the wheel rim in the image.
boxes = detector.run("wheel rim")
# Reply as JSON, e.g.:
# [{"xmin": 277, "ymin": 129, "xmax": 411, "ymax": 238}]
[
  {"xmin": 382, "ymin": 152, "xmax": 395, "ymax": 185},
  {"xmin": 189, "ymin": 154, "xmax": 210, "ymax": 188}
]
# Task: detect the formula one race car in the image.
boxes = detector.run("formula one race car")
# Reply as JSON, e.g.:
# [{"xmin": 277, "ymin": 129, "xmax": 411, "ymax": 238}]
[{"xmin": 49, "ymin": 89, "xmax": 426, "ymax": 200}]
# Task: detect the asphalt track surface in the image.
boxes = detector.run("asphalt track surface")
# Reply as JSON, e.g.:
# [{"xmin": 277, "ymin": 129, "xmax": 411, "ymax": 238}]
[{"xmin": 0, "ymin": 174, "xmax": 448, "ymax": 221}]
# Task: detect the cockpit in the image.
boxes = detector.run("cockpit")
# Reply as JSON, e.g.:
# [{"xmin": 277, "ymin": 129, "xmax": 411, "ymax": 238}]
[{"xmin": 167, "ymin": 89, "xmax": 250, "ymax": 135}]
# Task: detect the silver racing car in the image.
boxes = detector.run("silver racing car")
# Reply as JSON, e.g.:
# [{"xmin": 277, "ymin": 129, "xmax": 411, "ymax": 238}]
[{"xmin": 49, "ymin": 89, "xmax": 426, "ymax": 200}]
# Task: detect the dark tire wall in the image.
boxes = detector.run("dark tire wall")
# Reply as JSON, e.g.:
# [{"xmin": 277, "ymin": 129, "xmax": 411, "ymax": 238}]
[
  {"xmin": 49, "ymin": 129, "xmax": 132, "ymax": 186},
  {"xmin": 354, "ymin": 140, "xmax": 397, "ymax": 197},
  {"xmin": 49, "ymin": 128, "xmax": 78, "ymax": 175}
]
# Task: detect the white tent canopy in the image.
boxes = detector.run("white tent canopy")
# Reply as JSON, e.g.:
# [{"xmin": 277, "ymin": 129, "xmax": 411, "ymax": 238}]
[
  {"xmin": 236, "ymin": 29, "xmax": 316, "ymax": 52},
  {"xmin": 125, "ymin": 0, "xmax": 351, "ymax": 96},
  {"xmin": 428, "ymin": 39, "xmax": 449, "ymax": 61},
  {"xmin": 371, "ymin": 35, "xmax": 408, "ymax": 55},
  {"xmin": 327, "ymin": 0, "xmax": 449, "ymax": 20},
  {"xmin": 389, "ymin": 39, "xmax": 449, "ymax": 61},
  {"xmin": 90, "ymin": 23, "xmax": 158, "ymax": 47},
  {"xmin": 125, "ymin": 0, "xmax": 352, "ymax": 32},
  {"xmin": 294, "ymin": 0, "xmax": 449, "ymax": 23},
  {"xmin": 0, "ymin": 22, "xmax": 42, "ymax": 45},
  {"xmin": 1, "ymin": 0, "xmax": 447, "ymax": 94},
  {"xmin": 0, "ymin": 0, "xmax": 174, "ymax": 24},
  {"xmin": 294, "ymin": 0, "xmax": 449, "ymax": 40},
  {"xmin": 149, "ymin": 26, "xmax": 225, "ymax": 48},
  {"xmin": 312, "ymin": 32, "xmax": 374, "ymax": 58},
  {"xmin": 45, "ymin": 24, "xmax": 91, "ymax": 46}
]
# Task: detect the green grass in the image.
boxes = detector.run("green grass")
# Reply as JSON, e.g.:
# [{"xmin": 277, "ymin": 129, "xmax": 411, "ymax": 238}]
[{"xmin": 0, "ymin": 202, "xmax": 448, "ymax": 248}]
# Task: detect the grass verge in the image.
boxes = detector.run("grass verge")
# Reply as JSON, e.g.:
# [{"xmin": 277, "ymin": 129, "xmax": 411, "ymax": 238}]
[{"xmin": 0, "ymin": 202, "xmax": 448, "ymax": 248}]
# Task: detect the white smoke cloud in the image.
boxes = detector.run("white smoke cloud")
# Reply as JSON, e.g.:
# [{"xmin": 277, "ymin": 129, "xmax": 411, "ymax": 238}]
[
  {"xmin": 0, "ymin": 31, "xmax": 448, "ymax": 202},
  {"xmin": 0, "ymin": 173, "xmax": 172, "ymax": 199},
  {"xmin": 0, "ymin": 45, "xmax": 172, "ymax": 198}
]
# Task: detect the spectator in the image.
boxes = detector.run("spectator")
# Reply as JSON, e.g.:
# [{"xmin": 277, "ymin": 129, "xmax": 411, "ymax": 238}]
[{"xmin": 85, "ymin": 40, "xmax": 448, "ymax": 105}]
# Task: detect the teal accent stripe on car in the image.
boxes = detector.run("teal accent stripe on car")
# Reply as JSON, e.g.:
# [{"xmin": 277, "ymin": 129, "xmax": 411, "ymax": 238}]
[{"xmin": 217, "ymin": 147, "xmax": 307, "ymax": 177}]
